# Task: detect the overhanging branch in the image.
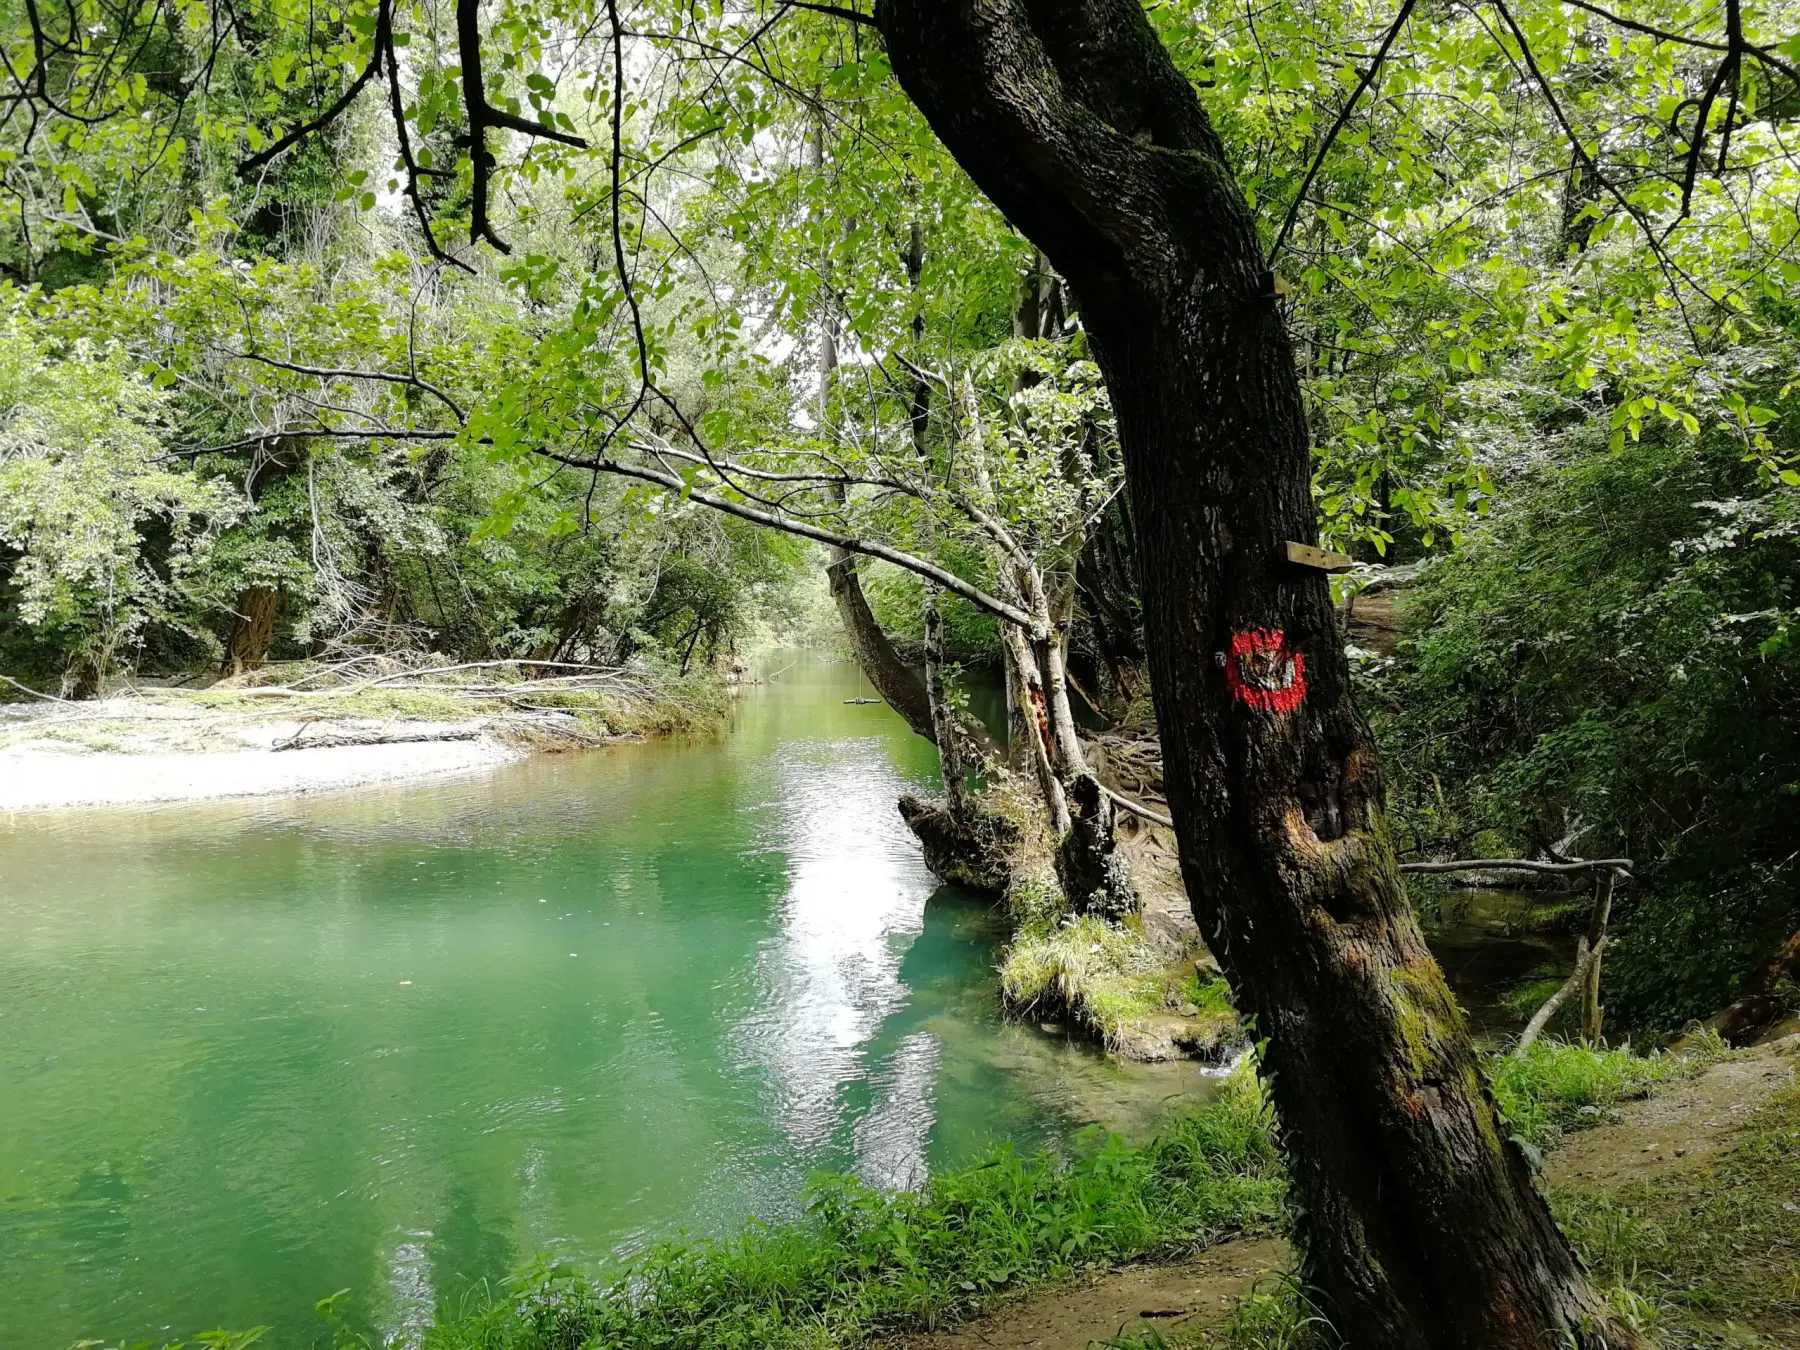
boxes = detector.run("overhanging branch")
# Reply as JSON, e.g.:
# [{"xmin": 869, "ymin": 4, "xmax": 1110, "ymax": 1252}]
[{"xmin": 536, "ymin": 447, "xmax": 1037, "ymax": 629}]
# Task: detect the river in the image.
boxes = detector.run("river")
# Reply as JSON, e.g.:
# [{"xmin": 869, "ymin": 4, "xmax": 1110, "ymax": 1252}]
[{"xmin": 0, "ymin": 656, "xmax": 1213, "ymax": 1348}]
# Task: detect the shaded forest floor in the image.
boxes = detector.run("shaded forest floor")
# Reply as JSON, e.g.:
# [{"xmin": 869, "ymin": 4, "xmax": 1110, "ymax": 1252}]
[{"xmin": 889, "ymin": 1034, "xmax": 1800, "ymax": 1350}]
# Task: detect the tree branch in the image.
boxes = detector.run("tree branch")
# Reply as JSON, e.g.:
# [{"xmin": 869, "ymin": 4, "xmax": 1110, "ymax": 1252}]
[
  {"xmin": 1269, "ymin": 0, "xmax": 1418, "ymax": 266},
  {"xmin": 536, "ymin": 447, "xmax": 1037, "ymax": 629},
  {"xmin": 1398, "ymin": 857, "xmax": 1632, "ymax": 875},
  {"xmin": 238, "ymin": 22, "xmax": 383, "ymax": 177}
]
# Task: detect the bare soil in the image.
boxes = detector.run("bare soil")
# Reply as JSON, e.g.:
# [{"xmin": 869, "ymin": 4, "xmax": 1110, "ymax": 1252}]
[
  {"xmin": 890, "ymin": 1238, "xmax": 1288, "ymax": 1350},
  {"xmin": 1547, "ymin": 1034, "xmax": 1798, "ymax": 1191}
]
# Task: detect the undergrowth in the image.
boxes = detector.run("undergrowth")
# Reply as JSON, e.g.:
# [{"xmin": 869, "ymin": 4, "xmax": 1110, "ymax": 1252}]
[
  {"xmin": 1488, "ymin": 1033, "xmax": 1728, "ymax": 1150},
  {"xmin": 429, "ymin": 1072, "xmax": 1283, "ymax": 1350},
  {"xmin": 1555, "ymin": 1076, "xmax": 1800, "ymax": 1346}
]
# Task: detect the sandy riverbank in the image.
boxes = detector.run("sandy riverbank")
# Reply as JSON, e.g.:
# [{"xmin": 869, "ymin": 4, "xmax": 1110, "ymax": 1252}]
[
  {"xmin": 0, "ymin": 735, "xmax": 523, "ymax": 811},
  {"xmin": 0, "ymin": 691, "xmax": 587, "ymax": 811}
]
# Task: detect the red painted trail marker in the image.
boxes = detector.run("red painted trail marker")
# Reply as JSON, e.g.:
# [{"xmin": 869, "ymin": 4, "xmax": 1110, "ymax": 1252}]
[{"xmin": 1227, "ymin": 629, "xmax": 1307, "ymax": 713}]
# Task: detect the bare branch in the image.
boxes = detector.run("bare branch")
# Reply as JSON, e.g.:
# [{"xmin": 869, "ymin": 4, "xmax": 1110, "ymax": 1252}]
[
  {"xmin": 535, "ymin": 447, "xmax": 1037, "ymax": 628},
  {"xmin": 1398, "ymin": 857, "xmax": 1632, "ymax": 875},
  {"xmin": 221, "ymin": 348, "xmax": 467, "ymax": 422}
]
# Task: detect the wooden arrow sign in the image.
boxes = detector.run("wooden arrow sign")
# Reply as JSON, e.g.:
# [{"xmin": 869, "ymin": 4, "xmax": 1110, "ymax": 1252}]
[{"xmin": 1283, "ymin": 541, "xmax": 1355, "ymax": 573}]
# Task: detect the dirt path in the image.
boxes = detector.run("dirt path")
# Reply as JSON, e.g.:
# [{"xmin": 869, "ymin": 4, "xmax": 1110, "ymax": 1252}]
[
  {"xmin": 1547, "ymin": 1034, "xmax": 1798, "ymax": 1192},
  {"xmin": 890, "ymin": 1037, "xmax": 1799, "ymax": 1350},
  {"xmin": 892, "ymin": 1238, "xmax": 1288, "ymax": 1349}
]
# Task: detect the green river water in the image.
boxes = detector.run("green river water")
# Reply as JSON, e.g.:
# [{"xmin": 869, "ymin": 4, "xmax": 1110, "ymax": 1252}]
[{"xmin": 0, "ymin": 657, "xmax": 1214, "ymax": 1349}]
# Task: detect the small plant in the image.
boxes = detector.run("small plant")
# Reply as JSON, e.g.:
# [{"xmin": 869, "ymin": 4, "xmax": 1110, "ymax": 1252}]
[{"xmin": 1212, "ymin": 1272, "xmax": 1338, "ymax": 1349}]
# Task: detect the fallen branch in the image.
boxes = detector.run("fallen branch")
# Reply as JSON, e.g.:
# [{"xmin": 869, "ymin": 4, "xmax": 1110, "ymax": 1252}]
[
  {"xmin": 1399, "ymin": 857, "xmax": 1632, "ymax": 876},
  {"xmin": 1099, "ymin": 783, "xmax": 1174, "ymax": 828},
  {"xmin": 273, "ymin": 724, "xmax": 485, "ymax": 751},
  {"xmin": 362, "ymin": 659, "xmax": 633, "ymax": 686},
  {"xmin": 1515, "ymin": 937, "xmax": 1609, "ymax": 1055},
  {"xmin": 0, "ymin": 673, "xmax": 66, "ymax": 702}
]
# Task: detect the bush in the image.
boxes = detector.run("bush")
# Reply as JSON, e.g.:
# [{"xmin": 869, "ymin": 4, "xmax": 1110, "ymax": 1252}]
[{"xmin": 1376, "ymin": 428, "xmax": 1800, "ymax": 1032}]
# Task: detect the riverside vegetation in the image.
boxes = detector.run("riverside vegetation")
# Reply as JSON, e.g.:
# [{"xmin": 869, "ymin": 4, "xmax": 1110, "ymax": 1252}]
[
  {"xmin": 100, "ymin": 1034, "xmax": 1793, "ymax": 1350},
  {"xmin": 4, "ymin": 0, "xmax": 1800, "ymax": 1338}
]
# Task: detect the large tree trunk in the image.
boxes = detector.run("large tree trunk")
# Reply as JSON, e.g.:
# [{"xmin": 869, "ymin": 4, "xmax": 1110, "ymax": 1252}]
[
  {"xmin": 878, "ymin": 1, "xmax": 1626, "ymax": 1344},
  {"xmin": 222, "ymin": 586, "xmax": 280, "ymax": 677}
]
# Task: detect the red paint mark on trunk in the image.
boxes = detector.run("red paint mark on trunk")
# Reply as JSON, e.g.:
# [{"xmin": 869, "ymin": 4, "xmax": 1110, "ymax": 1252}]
[{"xmin": 1227, "ymin": 629, "xmax": 1306, "ymax": 713}]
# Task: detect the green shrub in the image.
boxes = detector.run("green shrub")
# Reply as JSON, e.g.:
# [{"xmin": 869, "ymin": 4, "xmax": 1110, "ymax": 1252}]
[{"xmin": 1375, "ymin": 430, "xmax": 1800, "ymax": 1033}]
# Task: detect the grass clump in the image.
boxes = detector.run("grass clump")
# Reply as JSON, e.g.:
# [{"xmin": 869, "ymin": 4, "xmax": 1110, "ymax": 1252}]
[
  {"xmin": 1487, "ymin": 1034, "xmax": 1727, "ymax": 1150},
  {"xmin": 395, "ymin": 1075, "xmax": 1285, "ymax": 1350},
  {"xmin": 1554, "ymin": 1077, "xmax": 1800, "ymax": 1346},
  {"xmin": 1001, "ymin": 914, "xmax": 1167, "ymax": 1044}
]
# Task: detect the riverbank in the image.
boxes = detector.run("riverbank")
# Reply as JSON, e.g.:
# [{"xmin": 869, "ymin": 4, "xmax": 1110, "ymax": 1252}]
[
  {"xmin": 890, "ymin": 1032, "xmax": 1800, "ymax": 1349},
  {"xmin": 0, "ymin": 659, "xmax": 723, "ymax": 811},
  {"xmin": 277, "ymin": 1035, "xmax": 1786, "ymax": 1350}
]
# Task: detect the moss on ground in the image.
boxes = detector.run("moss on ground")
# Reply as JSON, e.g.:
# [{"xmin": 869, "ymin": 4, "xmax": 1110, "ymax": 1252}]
[
  {"xmin": 1002, "ymin": 914, "xmax": 1167, "ymax": 1038},
  {"xmin": 999, "ymin": 915, "xmax": 1239, "ymax": 1058}
]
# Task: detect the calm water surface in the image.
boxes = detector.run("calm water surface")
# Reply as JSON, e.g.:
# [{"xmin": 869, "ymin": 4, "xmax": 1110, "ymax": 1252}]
[{"xmin": 0, "ymin": 657, "xmax": 1211, "ymax": 1348}]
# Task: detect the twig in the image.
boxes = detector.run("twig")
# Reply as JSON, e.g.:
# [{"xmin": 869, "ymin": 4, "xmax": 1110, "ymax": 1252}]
[
  {"xmin": 1100, "ymin": 783, "xmax": 1174, "ymax": 828},
  {"xmin": 1269, "ymin": 0, "xmax": 1419, "ymax": 265}
]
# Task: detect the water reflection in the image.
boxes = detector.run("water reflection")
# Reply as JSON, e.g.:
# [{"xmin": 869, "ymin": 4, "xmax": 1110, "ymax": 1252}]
[{"xmin": 738, "ymin": 735, "xmax": 936, "ymax": 1154}]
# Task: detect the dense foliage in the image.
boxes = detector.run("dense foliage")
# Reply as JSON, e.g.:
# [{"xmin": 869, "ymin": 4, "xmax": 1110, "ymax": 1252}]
[{"xmin": 0, "ymin": 0, "xmax": 1795, "ymax": 1010}]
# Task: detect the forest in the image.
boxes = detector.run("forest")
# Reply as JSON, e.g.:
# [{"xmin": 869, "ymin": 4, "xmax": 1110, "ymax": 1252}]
[{"xmin": 0, "ymin": 0, "xmax": 1797, "ymax": 1344}]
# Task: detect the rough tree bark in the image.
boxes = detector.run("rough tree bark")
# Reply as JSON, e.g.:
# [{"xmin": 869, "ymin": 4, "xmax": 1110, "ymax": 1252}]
[
  {"xmin": 877, "ymin": 1, "xmax": 1627, "ymax": 1344},
  {"xmin": 222, "ymin": 585, "xmax": 281, "ymax": 676}
]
